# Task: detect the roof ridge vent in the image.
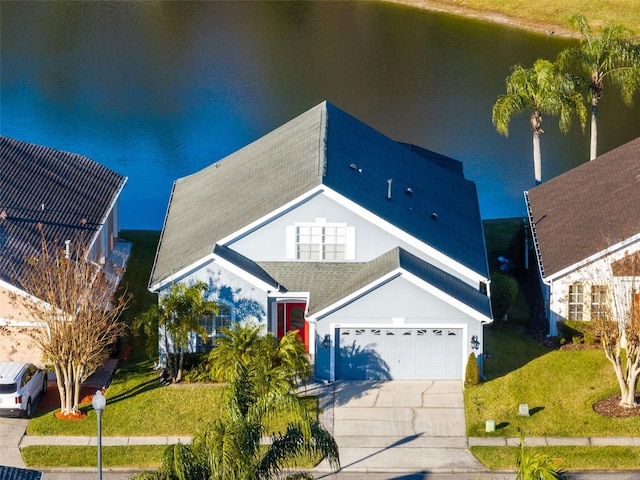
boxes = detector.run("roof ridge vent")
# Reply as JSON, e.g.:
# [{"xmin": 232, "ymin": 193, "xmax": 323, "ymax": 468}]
[{"xmin": 387, "ymin": 178, "xmax": 393, "ymax": 199}]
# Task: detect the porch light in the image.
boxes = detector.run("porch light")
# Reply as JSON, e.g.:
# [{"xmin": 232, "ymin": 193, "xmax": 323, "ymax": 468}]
[
  {"xmin": 471, "ymin": 335, "xmax": 480, "ymax": 350},
  {"xmin": 322, "ymin": 334, "xmax": 330, "ymax": 349}
]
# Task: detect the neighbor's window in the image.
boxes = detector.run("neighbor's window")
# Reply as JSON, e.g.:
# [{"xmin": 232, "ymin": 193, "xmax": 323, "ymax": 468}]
[
  {"xmin": 568, "ymin": 285, "xmax": 584, "ymax": 320},
  {"xmin": 590, "ymin": 285, "xmax": 608, "ymax": 320},
  {"xmin": 196, "ymin": 304, "xmax": 231, "ymax": 352}
]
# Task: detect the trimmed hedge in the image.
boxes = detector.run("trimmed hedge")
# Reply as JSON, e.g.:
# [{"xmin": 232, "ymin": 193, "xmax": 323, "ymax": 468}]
[{"xmin": 557, "ymin": 320, "xmax": 597, "ymax": 345}]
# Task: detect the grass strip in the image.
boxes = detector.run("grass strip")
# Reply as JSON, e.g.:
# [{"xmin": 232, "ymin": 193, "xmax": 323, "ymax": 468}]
[
  {"xmin": 22, "ymin": 443, "xmax": 322, "ymax": 469},
  {"xmin": 471, "ymin": 446, "xmax": 640, "ymax": 470},
  {"xmin": 22, "ymin": 445, "xmax": 166, "ymax": 468}
]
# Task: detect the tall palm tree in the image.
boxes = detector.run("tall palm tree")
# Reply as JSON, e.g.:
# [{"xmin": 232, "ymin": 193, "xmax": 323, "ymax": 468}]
[
  {"xmin": 492, "ymin": 58, "xmax": 587, "ymax": 185},
  {"xmin": 558, "ymin": 14, "xmax": 640, "ymax": 160}
]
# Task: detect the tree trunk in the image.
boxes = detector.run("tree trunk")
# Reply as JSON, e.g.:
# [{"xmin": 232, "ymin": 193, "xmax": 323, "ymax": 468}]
[
  {"xmin": 176, "ymin": 351, "xmax": 184, "ymax": 383},
  {"xmin": 73, "ymin": 364, "xmax": 84, "ymax": 412},
  {"xmin": 62, "ymin": 366, "xmax": 74, "ymax": 414},
  {"xmin": 532, "ymin": 131, "xmax": 542, "ymax": 185},
  {"xmin": 54, "ymin": 364, "xmax": 67, "ymax": 414},
  {"xmin": 619, "ymin": 379, "xmax": 638, "ymax": 408},
  {"xmin": 590, "ymin": 96, "xmax": 598, "ymax": 160}
]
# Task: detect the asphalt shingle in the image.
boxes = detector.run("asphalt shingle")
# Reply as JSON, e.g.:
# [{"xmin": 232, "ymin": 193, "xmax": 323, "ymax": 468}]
[{"xmin": 526, "ymin": 137, "xmax": 640, "ymax": 278}]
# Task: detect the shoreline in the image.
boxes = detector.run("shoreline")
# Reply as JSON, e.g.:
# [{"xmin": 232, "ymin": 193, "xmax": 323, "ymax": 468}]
[{"xmin": 381, "ymin": 0, "xmax": 579, "ymax": 38}]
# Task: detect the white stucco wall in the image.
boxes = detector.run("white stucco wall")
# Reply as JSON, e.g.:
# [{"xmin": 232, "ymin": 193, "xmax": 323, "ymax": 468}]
[
  {"xmin": 311, "ymin": 275, "xmax": 485, "ymax": 380},
  {"xmin": 546, "ymin": 240, "xmax": 640, "ymax": 336},
  {"xmin": 228, "ymin": 191, "xmax": 482, "ymax": 289}
]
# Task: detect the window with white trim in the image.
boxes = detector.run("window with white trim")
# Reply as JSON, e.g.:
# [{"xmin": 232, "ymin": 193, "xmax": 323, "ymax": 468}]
[
  {"xmin": 196, "ymin": 304, "xmax": 231, "ymax": 352},
  {"xmin": 590, "ymin": 285, "xmax": 608, "ymax": 320},
  {"xmin": 296, "ymin": 225, "xmax": 346, "ymax": 260},
  {"xmin": 287, "ymin": 219, "xmax": 355, "ymax": 261},
  {"xmin": 568, "ymin": 285, "xmax": 584, "ymax": 320}
]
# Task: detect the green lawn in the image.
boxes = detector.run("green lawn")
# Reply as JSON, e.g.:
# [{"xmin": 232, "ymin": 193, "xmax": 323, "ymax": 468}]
[
  {"xmin": 467, "ymin": 329, "xmax": 640, "ymax": 438},
  {"xmin": 390, "ymin": 0, "xmax": 640, "ymax": 37}
]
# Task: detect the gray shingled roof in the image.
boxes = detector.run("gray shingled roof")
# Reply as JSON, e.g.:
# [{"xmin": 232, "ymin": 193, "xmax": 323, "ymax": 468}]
[
  {"xmin": 525, "ymin": 137, "xmax": 640, "ymax": 278},
  {"xmin": 0, "ymin": 136, "xmax": 126, "ymax": 286},
  {"xmin": 150, "ymin": 101, "xmax": 488, "ymax": 287},
  {"xmin": 258, "ymin": 247, "xmax": 491, "ymax": 319}
]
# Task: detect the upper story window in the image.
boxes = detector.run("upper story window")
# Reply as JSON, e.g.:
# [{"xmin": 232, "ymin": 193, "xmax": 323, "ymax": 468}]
[
  {"xmin": 287, "ymin": 219, "xmax": 355, "ymax": 261},
  {"xmin": 568, "ymin": 284, "xmax": 584, "ymax": 320},
  {"xmin": 297, "ymin": 225, "xmax": 346, "ymax": 260}
]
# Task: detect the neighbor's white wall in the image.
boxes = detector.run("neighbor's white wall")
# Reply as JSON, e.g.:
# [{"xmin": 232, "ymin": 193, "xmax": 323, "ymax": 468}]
[{"xmin": 547, "ymin": 240, "xmax": 640, "ymax": 336}]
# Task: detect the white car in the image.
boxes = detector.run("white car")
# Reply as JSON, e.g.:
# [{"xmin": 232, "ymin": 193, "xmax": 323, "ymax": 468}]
[{"xmin": 0, "ymin": 362, "xmax": 48, "ymax": 418}]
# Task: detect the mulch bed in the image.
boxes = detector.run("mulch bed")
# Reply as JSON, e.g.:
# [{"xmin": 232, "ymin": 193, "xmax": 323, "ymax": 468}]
[
  {"xmin": 593, "ymin": 394, "xmax": 640, "ymax": 418},
  {"xmin": 37, "ymin": 381, "xmax": 106, "ymax": 421}
]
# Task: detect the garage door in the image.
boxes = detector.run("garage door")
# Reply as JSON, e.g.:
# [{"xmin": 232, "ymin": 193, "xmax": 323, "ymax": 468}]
[{"xmin": 336, "ymin": 327, "xmax": 462, "ymax": 380}]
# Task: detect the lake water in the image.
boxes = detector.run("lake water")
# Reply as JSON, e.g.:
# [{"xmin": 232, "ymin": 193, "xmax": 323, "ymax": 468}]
[{"xmin": 2, "ymin": 1, "xmax": 638, "ymax": 230}]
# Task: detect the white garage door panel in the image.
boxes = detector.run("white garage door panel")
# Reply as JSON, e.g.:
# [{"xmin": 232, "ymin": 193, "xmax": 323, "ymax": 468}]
[{"xmin": 337, "ymin": 327, "xmax": 462, "ymax": 380}]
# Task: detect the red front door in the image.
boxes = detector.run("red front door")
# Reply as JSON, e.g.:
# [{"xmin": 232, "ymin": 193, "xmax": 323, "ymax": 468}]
[{"xmin": 277, "ymin": 302, "xmax": 308, "ymax": 352}]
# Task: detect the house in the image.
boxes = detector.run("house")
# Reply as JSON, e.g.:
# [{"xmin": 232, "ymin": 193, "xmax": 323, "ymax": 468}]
[
  {"xmin": 149, "ymin": 101, "xmax": 493, "ymax": 381},
  {"xmin": 0, "ymin": 136, "xmax": 127, "ymax": 365},
  {"xmin": 525, "ymin": 137, "xmax": 640, "ymax": 336}
]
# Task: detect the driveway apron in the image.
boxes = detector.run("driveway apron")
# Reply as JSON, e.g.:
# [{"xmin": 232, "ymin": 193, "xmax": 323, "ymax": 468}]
[{"xmin": 315, "ymin": 380, "xmax": 485, "ymax": 474}]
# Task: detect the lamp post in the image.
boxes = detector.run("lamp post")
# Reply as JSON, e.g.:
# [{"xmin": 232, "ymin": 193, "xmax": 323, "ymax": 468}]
[{"xmin": 92, "ymin": 390, "xmax": 106, "ymax": 480}]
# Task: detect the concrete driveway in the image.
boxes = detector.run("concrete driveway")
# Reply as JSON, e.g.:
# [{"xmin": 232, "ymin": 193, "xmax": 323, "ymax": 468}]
[
  {"xmin": 314, "ymin": 380, "xmax": 485, "ymax": 474},
  {"xmin": 0, "ymin": 416, "xmax": 29, "ymax": 468}
]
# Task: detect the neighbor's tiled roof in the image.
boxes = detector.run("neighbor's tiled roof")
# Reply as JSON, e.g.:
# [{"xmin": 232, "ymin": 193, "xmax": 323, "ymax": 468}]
[
  {"xmin": 0, "ymin": 466, "xmax": 43, "ymax": 480},
  {"xmin": 0, "ymin": 136, "xmax": 126, "ymax": 286},
  {"xmin": 150, "ymin": 102, "xmax": 488, "ymax": 287},
  {"xmin": 258, "ymin": 247, "xmax": 491, "ymax": 318},
  {"xmin": 525, "ymin": 137, "xmax": 640, "ymax": 278}
]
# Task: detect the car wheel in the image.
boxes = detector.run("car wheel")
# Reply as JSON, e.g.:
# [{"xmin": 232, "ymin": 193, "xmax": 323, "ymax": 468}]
[{"xmin": 25, "ymin": 398, "xmax": 33, "ymax": 419}]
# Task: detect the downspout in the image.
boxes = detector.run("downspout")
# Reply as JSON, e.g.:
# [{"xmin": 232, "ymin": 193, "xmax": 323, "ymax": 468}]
[{"xmin": 523, "ymin": 191, "xmax": 553, "ymax": 333}]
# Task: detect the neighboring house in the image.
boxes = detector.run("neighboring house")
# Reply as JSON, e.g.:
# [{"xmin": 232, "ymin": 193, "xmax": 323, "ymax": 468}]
[
  {"xmin": 149, "ymin": 101, "xmax": 493, "ymax": 381},
  {"xmin": 0, "ymin": 136, "xmax": 127, "ymax": 365},
  {"xmin": 525, "ymin": 137, "xmax": 640, "ymax": 337}
]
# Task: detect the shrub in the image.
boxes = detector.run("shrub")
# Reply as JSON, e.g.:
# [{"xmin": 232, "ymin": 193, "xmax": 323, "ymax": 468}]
[
  {"xmin": 465, "ymin": 352, "xmax": 479, "ymax": 387},
  {"xmin": 557, "ymin": 320, "xmax": 595, "ymax": 344},
  {"xmin": 490, "ymin": 272, "xmax": 519, "ymax": 321}
]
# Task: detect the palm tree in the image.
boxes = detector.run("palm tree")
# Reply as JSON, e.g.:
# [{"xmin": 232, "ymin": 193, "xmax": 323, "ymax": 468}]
[
  {"xmin": 135, "ymin": 281, "xmax": 218, "ymax": 383},
  {"xmin": 558, "ymin": 14, "xmax": 640, "ymax": 160},
  {"xmin": 492, "ymin": 58, "xmax": 587, "ymax": 185},
  {"xmin": 516, "ymin": 432, "xmax": 567, "ymax": 479},
  {"xmin": 131, "ymin": 328, "xmax": 339, "ymax": 480},
  {"xmin": 207, "ymin": 321, "xmax": 312, "ymax": 392}
]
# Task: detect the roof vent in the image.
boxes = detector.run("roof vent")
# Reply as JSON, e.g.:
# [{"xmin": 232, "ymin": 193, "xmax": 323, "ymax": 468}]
[
  {"xmin": 349, "ymin": 163, "xmax": 362, "ymax": 173},
  {"xmin": 431, "ymin": 212, "xmax": 438, "ymax": 220},
  {"xmin": 405, "ymin": 187, "xmax": 413, "ymax": 195}
]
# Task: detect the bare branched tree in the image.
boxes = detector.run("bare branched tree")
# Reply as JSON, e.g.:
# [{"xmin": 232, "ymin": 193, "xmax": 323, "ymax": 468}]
[
  {"xmin": 8, "ymin": 229, "xmax": 129, "ymax": 415},
  {"xmin": 587, "ymin": 251, "xmax": 640, "ymax": 408}
]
